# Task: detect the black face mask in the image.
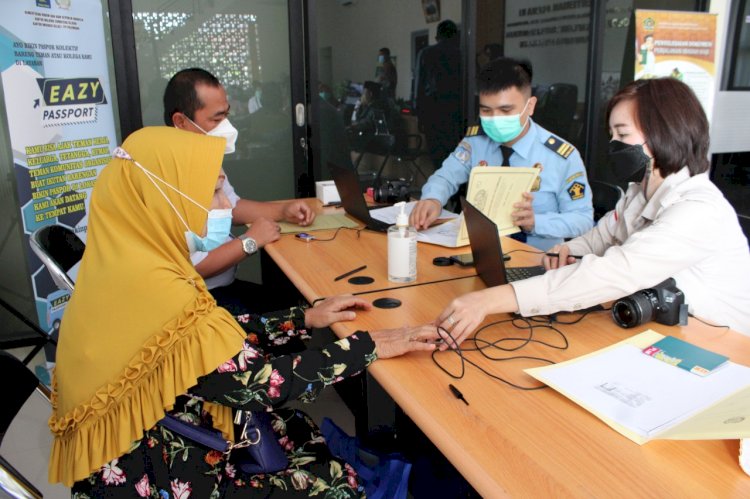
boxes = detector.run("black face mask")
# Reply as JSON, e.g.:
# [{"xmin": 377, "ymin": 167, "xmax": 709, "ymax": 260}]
[{"xmin": 607, "ymin": 140, "xmax": 651, "ymax": 183}]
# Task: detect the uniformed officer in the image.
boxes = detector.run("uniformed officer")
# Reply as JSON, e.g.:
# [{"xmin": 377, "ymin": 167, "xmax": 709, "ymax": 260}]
[{"xmin": 410, "ymin": 57, "xmax": 594, "ymax": 251}]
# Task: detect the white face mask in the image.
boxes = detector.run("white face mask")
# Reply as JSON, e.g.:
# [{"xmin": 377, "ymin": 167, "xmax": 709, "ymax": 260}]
[{"xmin": 187, "ymin": 117, "xmax": 239, "ymax": 155}]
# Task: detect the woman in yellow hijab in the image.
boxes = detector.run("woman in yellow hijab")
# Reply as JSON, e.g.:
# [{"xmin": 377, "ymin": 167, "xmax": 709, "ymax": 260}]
[{"xmin": 49, "ymin": 126, "xmax": 440, "ymax": 497}]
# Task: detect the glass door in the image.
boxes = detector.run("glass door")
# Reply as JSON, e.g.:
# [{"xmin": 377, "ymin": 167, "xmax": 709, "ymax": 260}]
[
  {"xmin": 131, "ymin": 0, "xmax": 302, "ymax": 202},
  {"xmin": 307, "ymin": 0, "xmax": 465, "ymax": 193}
]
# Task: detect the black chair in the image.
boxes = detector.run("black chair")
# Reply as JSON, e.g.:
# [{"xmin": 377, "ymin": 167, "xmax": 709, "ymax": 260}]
[
  {"xmin": 0, "ymin": 296, "xmax": 55, "ymax": 365},
  {"xmin": 377, "ymin": 127, "xmax": 429, "ymax": 184},
  {"xmin": 590, "ymin": 180, "xmax": 624, "ymax": 222},
  {"xmin": 351, "ymin": 109, "xmax": 396, "ymax": 179},
  {"xmin": 29, "ymin": 225, "xmax": 85, "ymax": 293},
  {"xmin": 0, "ymin": 351, "xmax": 50, "ymax": 499},
  {"xmin": 533, "ymin": 83, "xmax": 579, "ymax": 144}
]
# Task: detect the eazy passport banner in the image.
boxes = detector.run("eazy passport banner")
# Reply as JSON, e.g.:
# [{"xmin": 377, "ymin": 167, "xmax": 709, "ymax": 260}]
[{"xmin": 0, "ymin": 0, "xmax": 116, "ymax": 340}]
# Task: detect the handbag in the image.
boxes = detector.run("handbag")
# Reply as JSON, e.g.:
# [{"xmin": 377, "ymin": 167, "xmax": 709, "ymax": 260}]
[
  {"xmin": 321, "ymin": 417, "xmax": 411, "ymax": 499},
  {"xmin": 159, "ymin": 410, "xmax": 288, "ymax": 474}
]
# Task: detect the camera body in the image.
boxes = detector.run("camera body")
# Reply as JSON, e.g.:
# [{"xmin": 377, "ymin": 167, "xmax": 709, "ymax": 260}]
[
  {"xmin": 611, "ymin": 278, "xmax": 688, "ymax": 328},
  {"xmin": 373, "ymin": 178, "xmax": 411, "ymax": 204}
]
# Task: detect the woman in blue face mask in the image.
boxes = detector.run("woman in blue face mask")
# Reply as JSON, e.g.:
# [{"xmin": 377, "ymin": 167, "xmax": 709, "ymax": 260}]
[
  {"xmin": 54, "ymin": 126, "xmax": 442, "ymax": 496},
  {"xmin": 431, "ymin": 77, "xmax": 750, "ymax": 344}
]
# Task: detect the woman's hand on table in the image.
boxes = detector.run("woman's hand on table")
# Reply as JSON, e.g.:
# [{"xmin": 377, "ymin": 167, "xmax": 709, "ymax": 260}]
[
  {"xmin": 369, "ymin": 325, "xmax": 442, "ymax": 359},
  {"xmin": 304, "ymin": 294, "xmax": 371, "ymax": 329},
  {"xmin": 435, "ymin": 286, "xmax": 519, "ymax": 350},
  {"xmin": 543, "ymin": 243, "xmax": 577, "ymax": 270}
]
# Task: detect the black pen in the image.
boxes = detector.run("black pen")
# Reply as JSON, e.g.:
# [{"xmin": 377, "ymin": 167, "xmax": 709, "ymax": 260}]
[
  {"xmin": 322, "ymin": 202, "xmax": 342, "ymax": 208},
  {"xmin": 545, "ymin": 252, "xmax": 584, "ymax": 260},
  {"xmin": 449, "ymin": 384, "xmax": 469, "ymax": 405},
  {"xmin": 334, "ymin": 265, "xmax": 367, "ymax": 281}
]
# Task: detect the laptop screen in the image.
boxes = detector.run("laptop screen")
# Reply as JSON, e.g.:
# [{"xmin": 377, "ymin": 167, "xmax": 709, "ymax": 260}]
[
  {"xmin": 328, "ymin": 162, "xmax": 373, "ymax": 224},
  {"xmin": 461, "ymin": 197, "xmax": 508, "ymax": 287}
]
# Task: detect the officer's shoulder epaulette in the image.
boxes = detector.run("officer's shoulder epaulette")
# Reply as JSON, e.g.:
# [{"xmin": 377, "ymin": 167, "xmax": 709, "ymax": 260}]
[
  {"xmin": 544, "ymin": 135, "xmax": 575, "ymax": 159},
  {"xmin": 465, "ymin": 124, "xmax": 485, "ymax": 137}
]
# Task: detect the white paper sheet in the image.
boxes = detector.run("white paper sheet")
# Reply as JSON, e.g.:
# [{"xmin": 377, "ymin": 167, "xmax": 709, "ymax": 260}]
[
  {"xmin": 538, "ymin": 344, "xmax": 750, "ymax": 437},
  {"xmin": 414, "ymin": 217, "xmax": 465, "ymax": 247},
  {"xmin": 369, "ymin": 201, "xmax": 458, "ymax": 225}
]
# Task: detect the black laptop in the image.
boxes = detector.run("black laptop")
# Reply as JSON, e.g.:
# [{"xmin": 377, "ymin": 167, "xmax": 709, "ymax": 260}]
[
  {"xmin": 328, "ymin": 162, "xmax": 390, "ymax": 232},
  {"xmin": 461, "ymin": 197, "xmax": 545, "ymax": 287}
]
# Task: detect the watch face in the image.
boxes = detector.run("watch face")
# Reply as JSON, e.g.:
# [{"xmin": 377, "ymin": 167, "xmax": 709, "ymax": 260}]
[{"xmin": 242, "ymin": 237, "xmax": 257, "ymax": 254}]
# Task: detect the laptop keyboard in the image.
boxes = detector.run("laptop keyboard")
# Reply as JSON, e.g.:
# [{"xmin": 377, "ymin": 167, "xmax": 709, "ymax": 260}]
[{"xmin": 505, "ymin": 266, "xmax": 545, "ymax": 282}]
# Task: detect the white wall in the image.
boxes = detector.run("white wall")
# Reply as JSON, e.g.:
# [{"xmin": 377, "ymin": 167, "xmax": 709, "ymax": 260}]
[
  {"xmin": 710, "ymin": 0, "xmax": 750, "ymax": 153},
  {"xmin": 315, "ymin": 0, "xmax": 462, "ymax": 100}
]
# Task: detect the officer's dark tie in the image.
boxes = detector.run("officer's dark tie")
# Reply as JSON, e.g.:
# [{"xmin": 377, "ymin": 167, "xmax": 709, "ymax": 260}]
[
  {"xmin": 500, "ymin": 145, "xmax": 514, "ymax": 167},
  {"xmin": 501, "ymin": 145, "xmax": 528, "ymax": 243}
]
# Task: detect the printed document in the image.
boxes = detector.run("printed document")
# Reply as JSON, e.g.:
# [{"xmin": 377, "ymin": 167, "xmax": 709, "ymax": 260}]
[
  {"xmin": 526, "ymin": 330, "xmax": 750, "ymax": 444},
  {"xmin": 386, "ymin": 167, "xmax": 538, "ymax": 247}
]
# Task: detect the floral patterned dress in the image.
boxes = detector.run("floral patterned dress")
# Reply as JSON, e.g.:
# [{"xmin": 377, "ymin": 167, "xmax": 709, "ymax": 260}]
[{"xmin": 71, "ymin": 307, "xmax": 376, "ymax": 498}]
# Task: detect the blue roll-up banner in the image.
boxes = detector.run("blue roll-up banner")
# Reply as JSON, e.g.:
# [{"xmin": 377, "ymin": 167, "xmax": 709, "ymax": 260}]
[{"xmin": 0, "ymin": 0, "xmax": 117, "ymax": 376}]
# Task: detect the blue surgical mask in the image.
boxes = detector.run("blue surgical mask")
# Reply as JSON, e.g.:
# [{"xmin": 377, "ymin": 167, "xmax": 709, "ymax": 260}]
[
  {"xmin": 480, "ymin": 99, "xmax": 530, "ymax": 144},
  {"xmin": 113, "ymin": 146, "xmax": 232, "ymax": 253},
  {"xmin": 188, "ymin": 208, "xmax": 233, "ymax": 252},
  {"xmin": 378, "ymin": 55, "xmax": 385, "ymax": 64}
]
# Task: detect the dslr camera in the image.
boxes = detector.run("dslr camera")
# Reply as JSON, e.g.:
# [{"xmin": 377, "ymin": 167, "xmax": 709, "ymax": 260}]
[
  {"xmin": 611, "ymin": 278, "xmax": 688, "ymax": 328},
  {"xmin": 373, "ymin": 178, "xmax": 411, "ymax": 204}
]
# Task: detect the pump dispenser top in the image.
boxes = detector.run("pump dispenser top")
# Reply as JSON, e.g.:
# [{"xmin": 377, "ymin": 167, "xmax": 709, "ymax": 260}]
[{"xmin": 395, "ymin": 201, "xmax": 409, "ymax": 227}]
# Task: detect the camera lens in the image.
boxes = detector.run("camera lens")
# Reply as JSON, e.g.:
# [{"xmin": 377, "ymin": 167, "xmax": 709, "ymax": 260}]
[
  {"xmin": 612, "ymin": 291, "xmax": 657, "ymax": 328},
  {"xmin": 612, "ymin": 300, "xmax": 640, "ymax": 328}
]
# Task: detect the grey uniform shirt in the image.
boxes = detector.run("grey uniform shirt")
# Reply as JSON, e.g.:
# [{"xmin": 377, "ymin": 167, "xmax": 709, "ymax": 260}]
[{"xmin": 511, "ymin": 167, "xmax": 750, "ymax": 335}]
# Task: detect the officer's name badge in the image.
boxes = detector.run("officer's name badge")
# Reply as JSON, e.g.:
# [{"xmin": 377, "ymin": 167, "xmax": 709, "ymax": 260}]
[{"xmin": 531, "ymin": 163, "xmax": 542, "ymax": 191}]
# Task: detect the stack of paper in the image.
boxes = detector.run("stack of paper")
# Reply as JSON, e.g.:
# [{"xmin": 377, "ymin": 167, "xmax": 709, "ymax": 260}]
[{"xmin": 526, "ymin": 330, "xmax": 750, "ymax": 444}]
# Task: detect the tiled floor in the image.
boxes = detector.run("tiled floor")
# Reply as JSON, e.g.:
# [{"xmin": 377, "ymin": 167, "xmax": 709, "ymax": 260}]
[{"xmin": 1, "ymin": 342, "xmax": 356, "ymax": 498}]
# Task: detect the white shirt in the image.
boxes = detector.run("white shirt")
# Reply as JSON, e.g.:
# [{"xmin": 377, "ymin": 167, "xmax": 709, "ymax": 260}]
[
  {"xmin": 190, "ymin": 175, "xmax": 242, "ymax": 289},
  {"xmin": 511, "ymin": 168, "xmax": 750, "ymax": 335}
]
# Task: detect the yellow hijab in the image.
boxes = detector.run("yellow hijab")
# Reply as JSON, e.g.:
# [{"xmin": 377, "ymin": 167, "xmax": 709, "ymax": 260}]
[{"xmin": 48, "ymin": 127, "xmax": 246, "ymax": 486}]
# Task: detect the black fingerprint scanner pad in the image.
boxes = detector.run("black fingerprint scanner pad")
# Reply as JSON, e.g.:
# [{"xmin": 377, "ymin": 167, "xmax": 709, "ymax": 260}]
[{"xmin": 372, "ymin": 297, "xmax": 402, "ymax": 309}]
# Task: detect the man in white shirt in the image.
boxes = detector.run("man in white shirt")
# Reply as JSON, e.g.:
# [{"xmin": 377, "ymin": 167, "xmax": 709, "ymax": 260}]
[{"xmin": 164, "ymin": 68, "xmax": 314, "ymax": 312}]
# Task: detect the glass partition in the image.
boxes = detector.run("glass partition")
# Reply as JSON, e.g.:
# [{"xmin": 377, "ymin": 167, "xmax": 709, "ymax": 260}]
[{"xmin": 132, "ymin": 0, "xmax": 296, "ymax": 203}]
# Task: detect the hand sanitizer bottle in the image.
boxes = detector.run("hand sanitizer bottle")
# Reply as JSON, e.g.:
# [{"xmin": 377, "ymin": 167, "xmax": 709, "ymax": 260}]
[{"xmin": 388, "ymin": 201, "xmax": 417, "ymax": 282}]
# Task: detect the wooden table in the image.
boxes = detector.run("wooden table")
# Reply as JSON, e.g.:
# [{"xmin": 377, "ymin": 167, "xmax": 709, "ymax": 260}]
[
  {"xmin": 264, "ymin": 200, "xmax": 750, "ymax": 497},
  {"xmin": 268, "ymin": 201, "xmax": 490, "ymax": 299}
]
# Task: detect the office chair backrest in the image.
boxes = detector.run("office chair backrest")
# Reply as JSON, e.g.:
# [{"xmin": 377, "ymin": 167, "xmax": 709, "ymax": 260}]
[
  {"xmin": 0, "ymin": 351, "xmax": 48, "ymax": 499},
  {"xmin": 29, "ymin": 225, "xmax": 85, "ymax": 293},
  {"xmin": 534, "ymin": 82, "xmax": 578, "ymax": 140},
  {"xmin": 590, "ymin": 180, "xmax": 625, "ymax": 222}
]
